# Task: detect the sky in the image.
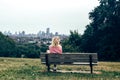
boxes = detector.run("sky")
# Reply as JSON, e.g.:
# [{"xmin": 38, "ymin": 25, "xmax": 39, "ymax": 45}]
[{"xmin": 0, "ymin": 0, "xmax": 99, "ymax": 35}]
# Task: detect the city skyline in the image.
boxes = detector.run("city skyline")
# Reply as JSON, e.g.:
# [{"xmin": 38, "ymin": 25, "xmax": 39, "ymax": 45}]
[
  {"xmin": 4, "ymin": 27, "xmax": 68, "ymax": 41},
  {"xmin": 2, "ymin": 27, "xmax": 65, "ymax": 35},
  {"xmin": 0, "ymin": 0, "xmax": 99, "ymax": 35}
]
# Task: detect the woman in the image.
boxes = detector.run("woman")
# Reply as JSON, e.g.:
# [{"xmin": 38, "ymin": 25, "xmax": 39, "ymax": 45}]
[
  {"xmin": 47, "ymin": 36, "xmax": 62, "ymax": 54},
  {"xmin": 47, "ymin": 36, "xmax": 62, "ymax": 71}
]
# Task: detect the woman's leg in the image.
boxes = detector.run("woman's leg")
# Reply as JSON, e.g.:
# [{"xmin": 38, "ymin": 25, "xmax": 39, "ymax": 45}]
[{"xmin": 53, "ymin": 64, "xmax": 57, "ymax": 71}]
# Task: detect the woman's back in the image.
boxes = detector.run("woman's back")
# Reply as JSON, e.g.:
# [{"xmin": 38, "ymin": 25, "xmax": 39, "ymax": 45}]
[{"xmin": 49, "ymin": 45, "xmax": 62, "ymax": 54}]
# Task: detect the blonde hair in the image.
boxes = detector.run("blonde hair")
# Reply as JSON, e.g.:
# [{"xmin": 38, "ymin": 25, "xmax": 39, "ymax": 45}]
[{"xmin": 51, "ymin": 36, "xmax": 60, "ymax": 47}]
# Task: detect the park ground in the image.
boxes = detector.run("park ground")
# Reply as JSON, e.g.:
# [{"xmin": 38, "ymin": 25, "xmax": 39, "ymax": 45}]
[{"xmin": 0, "ymin": 57, "xmax": 120, "ymax": 80}]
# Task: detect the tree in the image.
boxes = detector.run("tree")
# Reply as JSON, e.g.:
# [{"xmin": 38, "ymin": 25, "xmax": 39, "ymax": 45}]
[
  {"xmin": 16, "ymin": 43, "xmax": 40, "ymax": 58},
  {"xmin": 0, "ymin": 32, "xmax": 16, "ymax": 57},
  {"xmin": 80, "ymin": 25, "xmax": 97, "ymax": 52},
  {"xmin": 62, "ymin": 30, "xmax": 82, "ymax": 52},
  {"xmin": 81, "ymin": 0, "xmax": 120, "ymax": 61}
]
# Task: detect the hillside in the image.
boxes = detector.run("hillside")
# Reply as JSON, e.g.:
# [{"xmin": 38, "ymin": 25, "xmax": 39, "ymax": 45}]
[{"xmin": 0, "ymin": 57, "xmax": 120, "ymax": 80}]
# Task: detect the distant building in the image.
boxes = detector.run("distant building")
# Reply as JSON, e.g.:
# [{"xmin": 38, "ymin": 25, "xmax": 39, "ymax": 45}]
[
  {"xmin": 55, "ymin": 32, "xmax": 58, "ymax": 36},
  {"xmin": 46, "ymin": 28, "xmax": 50, "ymax": 35}
]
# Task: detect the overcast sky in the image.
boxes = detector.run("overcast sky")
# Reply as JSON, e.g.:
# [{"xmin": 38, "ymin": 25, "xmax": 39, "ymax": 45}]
[{"xmin": 0, "ymin": 0, "xmax": 99, "ymax": 35}]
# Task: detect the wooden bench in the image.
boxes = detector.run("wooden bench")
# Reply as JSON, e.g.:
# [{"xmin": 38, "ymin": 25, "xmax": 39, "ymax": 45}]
[{"xmin": 40, "ymin": 53, "xmax": 98, "ymax": 74}]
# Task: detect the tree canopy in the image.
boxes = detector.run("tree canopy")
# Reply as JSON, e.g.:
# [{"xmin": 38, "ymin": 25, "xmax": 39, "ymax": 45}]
[
  {"xmin": 81, "ymin": 0, "xmax": 120, "ymax": 61},
  {"xmin": 0, "ymin": 32, "xmax": 16, "ymax": 57}
]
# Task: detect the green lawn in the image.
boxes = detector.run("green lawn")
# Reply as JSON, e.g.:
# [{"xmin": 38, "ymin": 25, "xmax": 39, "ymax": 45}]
[{"xmin": 0, "ymin": 57, "xmax": 120, "ymax": 80}]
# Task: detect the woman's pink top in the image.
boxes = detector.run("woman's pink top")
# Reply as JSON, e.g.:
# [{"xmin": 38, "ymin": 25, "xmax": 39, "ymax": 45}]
[{"xmin": 49, "ymin": 45, "xmax": 62, "ymax": 54}]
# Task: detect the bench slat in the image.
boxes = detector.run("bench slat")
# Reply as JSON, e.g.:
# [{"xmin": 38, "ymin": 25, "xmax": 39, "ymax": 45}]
[{"xmin": 41, "ymin": 53, "xmax": 98, "ymax": 64}]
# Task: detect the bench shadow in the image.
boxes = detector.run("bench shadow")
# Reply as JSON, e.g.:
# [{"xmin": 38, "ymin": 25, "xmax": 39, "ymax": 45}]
[
  {"xmin": 38, "ymin": 69, "xmax": 102, "ymax": 75},
  {"xmin": 55, "ymin": 70, "xmax": 102, "ymax": 74}
]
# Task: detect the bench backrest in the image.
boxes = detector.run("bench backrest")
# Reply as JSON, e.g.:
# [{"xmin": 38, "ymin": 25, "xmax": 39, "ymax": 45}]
[{"xmin": 41, "ymin": 53, "xmax": 98, "ymax": 65}]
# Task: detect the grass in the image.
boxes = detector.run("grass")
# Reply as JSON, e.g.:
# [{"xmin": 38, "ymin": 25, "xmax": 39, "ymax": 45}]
[{"xmin": 0, "ymin": 57, "xmax": 120, "ymax": 80}]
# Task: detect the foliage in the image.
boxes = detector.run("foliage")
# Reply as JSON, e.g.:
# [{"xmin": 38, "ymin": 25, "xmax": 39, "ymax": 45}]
[
  {"xmin": 62, "ymin": 30, "xmax": 82, "ymax": 52},
  {"xmin": 81, "ymin": 0, "xmax": 120, "ymax": 61},
  {"xmin": 16, "ymin": 43, "xmax": 40, "ymax": 58},
  {"xmin": 0, "ymin": 32, "xmax": 16, "ymax": 57},
  {"xmin": 80, "ymin": 25, "xmax": 97, "ymax": 53},
  {"xmin": 0, "ymin": 32, "xmax": 40, "ymax": 58},
  {"xmin": 40, "ymin": 43, "xmax": 48, "ymax": 52}
]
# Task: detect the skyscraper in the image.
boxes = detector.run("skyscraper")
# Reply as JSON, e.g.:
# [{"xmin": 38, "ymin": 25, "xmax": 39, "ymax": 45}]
[{"xmin": 46, "ymin": 28, "xmax": 50, "ymax": 35}]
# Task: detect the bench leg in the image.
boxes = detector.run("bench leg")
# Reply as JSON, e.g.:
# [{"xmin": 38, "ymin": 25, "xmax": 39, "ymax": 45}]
[
  {"xmin": 89, "ymin": 55, "xmax": 93, "ymax": 74},
  {"xmin": 90, "ymin": 63, "xmax": 93, "ymax": 74},
  {"xmin": 47, "ymin": 64, "xmax": 50, "ymax": 72},
  {"xmin": 45, "ymin": 54, "xmax": 50, "ymax": 72}
]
